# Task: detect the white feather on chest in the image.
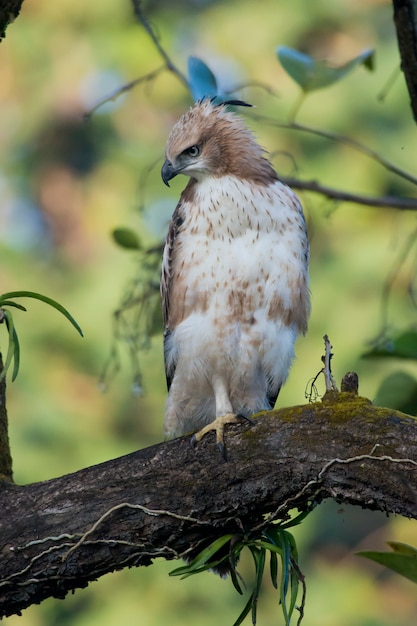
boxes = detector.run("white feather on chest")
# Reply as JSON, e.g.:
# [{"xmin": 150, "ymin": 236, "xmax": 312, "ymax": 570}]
[
  {"xmin": 163, "ymin": 174, "xmax": 309, "ymax": 404},
  {"xmin": 172, "ymin": 175, "xmax": 307, "ymax": 320}
]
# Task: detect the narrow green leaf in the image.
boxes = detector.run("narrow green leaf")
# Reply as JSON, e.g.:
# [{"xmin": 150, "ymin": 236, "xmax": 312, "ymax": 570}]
[
  {"xmin": 0, "ymin": 291, "xmax": 84, "ymax": 337},
  {"xmin": 171, "ymin": 557, "xmax": 227, "ymax": 578},
  {"xmin": 0, "ymin": 301, "xmax": 27, "ymax": 311},
  {"xmin": 230, "ymin": 562, "xmax": 244, "ymax": 595},
  {"xmin": 188, "ymin": 56, "xmax": 218, "ymax": 101},
  {"xmin": 259, "ymin": 540, "xmax": 284, "ymax": 555},
  {"xmin": 288, "ymin": 563, "xmax": 299, "ymax": 621},
  {"xmin": 270, "ymin": 551, "xmax": 278, "ymax": 589},
  {"xmin": 112, "ymin": 227, "xmax": 142, "ymax": 251},
  {"xmin": 357, "ymin": 547, "xmax": 417, "ymax": 584},
  {"xmin": 253, "ymin": 550, "xmax": 265, "ymax": 625},
  {"xmin": 169, "ymin": 534, "xmax": 233, "ymax": 577},
  {"xmin": 388, "ymin": 541, "xmax": 417, "ymax": 557},
  {"xmin": 281, "ymin": 533, "xmax": 291, "ymax": 600},
  {"xmin": 0, "ymin": 310, "xmax": 17, "ymax": 382},
  {"xmin": 277, "ymin": 46, "xmax": 374, "ymax": 93},
  {"xmin": 284, "ymin": 530, "xmax": 299, "ymax": 562},
  {"xmin": 10, "ymin": 324, "xmax": 20, "ymax": 381},
  {"xmin": 232, "ymin": 591, "xmax": 255, "ymax": 626},
  {"xmin": 280, "ymin": 508, "xmax": 313, "ymax": 529}
]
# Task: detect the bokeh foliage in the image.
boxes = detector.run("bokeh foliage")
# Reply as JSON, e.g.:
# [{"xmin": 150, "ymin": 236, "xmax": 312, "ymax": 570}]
[{"xmin": 1, "ymin": 0, "xmax": 417, "ymax": 624}]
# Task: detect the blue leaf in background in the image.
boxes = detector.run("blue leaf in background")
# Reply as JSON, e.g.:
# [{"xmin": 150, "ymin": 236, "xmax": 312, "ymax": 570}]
[
  {"xmin": 187, "ymin": 56, "xmax": 218, "ymax": 101},
  {"xmin": 277, "ymin": 46, "xmax": 374, "ymax": 93}
]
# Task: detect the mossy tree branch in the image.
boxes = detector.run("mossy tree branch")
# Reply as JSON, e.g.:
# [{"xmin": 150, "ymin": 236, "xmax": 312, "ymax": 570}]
[{"xmin": 0, "ymin": 392, "xmax": 416, "ymax": 618}]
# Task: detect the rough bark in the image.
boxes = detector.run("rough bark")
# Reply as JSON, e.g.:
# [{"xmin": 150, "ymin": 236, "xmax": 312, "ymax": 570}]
[
  {"xmin": 0, "ymin": 391, "xmax": 416, "ymax": 618},
  {"xmin": 393, "ymin": 0, "xmax": 417, "ymax": 123}
]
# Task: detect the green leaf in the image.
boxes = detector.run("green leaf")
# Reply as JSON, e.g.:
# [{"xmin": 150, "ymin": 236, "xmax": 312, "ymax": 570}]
[
  {"xmin": 169, "ymin": 534, "xmax": 233, "ymax": 577},
  {"xmin": 280, "ymin": 534, "xmax": 291, "ymax": 622},
  {"xmin": 0, "ymin": 291, "xmax": 84, "ymax": 338},
  {"xmin": 280, "ymin": 508, "xmax": 313, "ymax": 529},
  {"xmin": 232, "ymin": 591, "xmax": 255, "ymax": 626},
  {"xmin": 357, "ymin": 542, "xmax": 417, "ymax": 584},
  {"xmin": 362, "ymin": 330, "xmax": 417, "ymax": 360},
  {"xmin": 259, "ymin": 540, "xmax": 284, "ymax": 555},
  {"xmin": 188, "ymin": 56, "xmax": 218, "ymax": 101},
  {"xmin": 288, "ymin": 565, "xmax": 299, "ymax": 623},
  {"xmin": 277, "ymin": 46, "xmax": 374, "ymax": 93},
  {"xmin": 10, "ymin": 323, "xmax": 20, "ymax": 381},
  {"xmin": 270, "ymin": 550, "xmax": 278, "ymax": 589},
  {"xmin": 0, "ymin": 301, "xmax": 27, "ymax": 311},
  {"xmin": 230, "ymin": 560, "xmax": 244, "ymax": 595},
  {"xmin": 0, "ymin": 310, "xmax": 20, "ymax": 381},
  {"xmin": 112, "ymin": 227, "xmax": 142, "ymax": 251},
  {"xmin": 252, "ymin": 547, "xmax": 266, "ymax": 625},
  {"xmin": 388, "ymin": 541, "xmax": 417, "ymax": 556},
  {"xmin": 373, "ymin": 370, "xmax": 417, "ymax": 415}
]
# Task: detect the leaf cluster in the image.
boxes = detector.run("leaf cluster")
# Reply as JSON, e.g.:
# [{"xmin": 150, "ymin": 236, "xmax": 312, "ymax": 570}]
[
  {"xmin": 0, "ymin": 291, "xmax": 83, "ymax": 382},
  {"xmin": 170, "ymin": 511, "xmax": 311, "ymax": 626}
]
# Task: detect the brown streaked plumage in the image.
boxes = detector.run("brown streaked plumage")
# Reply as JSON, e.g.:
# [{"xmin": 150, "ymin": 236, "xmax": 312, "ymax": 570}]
[{"xmin": 160, "ymin": 99, "xmax": 310, "ymax": 453}]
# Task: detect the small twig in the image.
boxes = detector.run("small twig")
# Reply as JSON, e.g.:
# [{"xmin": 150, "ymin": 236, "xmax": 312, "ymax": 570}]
[
  {"xmin": 322, "ymin": 334, "xmax": 338, "ymax": 392},
  {"xmin": 84, "ymin": 66, "xmax": 166, "ymax": 119}
]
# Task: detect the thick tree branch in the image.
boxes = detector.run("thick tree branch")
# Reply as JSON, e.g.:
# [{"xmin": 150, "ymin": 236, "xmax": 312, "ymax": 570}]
[
  {"xmin": 393, "ymin": 0, "xmax": 417, "ymax": 124},
  {"xmin": 0, "ymin": 392, "xmax": 416, "ymax": 617}
]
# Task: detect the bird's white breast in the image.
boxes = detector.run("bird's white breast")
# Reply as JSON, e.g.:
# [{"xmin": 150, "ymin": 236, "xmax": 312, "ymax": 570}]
[
  {"xmin": 174, "ymin": 175, "xmax": 307, "ymax": 316},
  {"xmin": 165, "ymin": 174, "xmax": 308, "ymax": 386}
]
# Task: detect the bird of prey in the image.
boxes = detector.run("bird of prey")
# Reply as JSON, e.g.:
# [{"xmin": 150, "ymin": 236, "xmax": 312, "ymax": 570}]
[{"xmin": 161, "ymin": 99, "xmax": 310, "ymax": 454}]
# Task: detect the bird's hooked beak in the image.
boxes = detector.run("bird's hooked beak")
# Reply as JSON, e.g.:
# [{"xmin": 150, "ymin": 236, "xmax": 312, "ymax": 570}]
[{"xmin": 161, "ymin": 159, "xmax": 177, "ymax": 187}]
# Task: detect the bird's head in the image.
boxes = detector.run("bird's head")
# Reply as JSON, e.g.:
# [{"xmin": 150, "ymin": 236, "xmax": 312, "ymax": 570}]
[{"xmin": 161, "ymin": 99, "xmax": 275, "ymax": 186}]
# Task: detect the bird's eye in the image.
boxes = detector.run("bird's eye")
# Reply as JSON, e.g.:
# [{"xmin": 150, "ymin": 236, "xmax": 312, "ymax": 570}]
[{"xmin": 185, "ymin": 145, "xmax": 200, "ymax": 157}]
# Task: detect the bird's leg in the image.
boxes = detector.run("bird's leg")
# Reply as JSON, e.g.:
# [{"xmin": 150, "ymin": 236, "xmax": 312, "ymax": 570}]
[{"xmin": 190, "ymin": 379, "xmax": 254, "ymax": 458}]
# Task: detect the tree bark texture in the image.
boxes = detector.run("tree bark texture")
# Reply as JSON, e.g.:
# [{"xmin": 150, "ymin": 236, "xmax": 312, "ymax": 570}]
[
  {"xmin": 0, "ymin": 392, "xmax": 416, "ymax": 618},
  {"xmin": 393, "ymin": 0, "xmax": 417, "ymax": 123}
]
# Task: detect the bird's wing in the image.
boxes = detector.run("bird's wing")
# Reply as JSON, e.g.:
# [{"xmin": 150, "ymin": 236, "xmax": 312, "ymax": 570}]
[{"xmin": 160, "ymin": 190, "xmax": 188, "ymax": 392}]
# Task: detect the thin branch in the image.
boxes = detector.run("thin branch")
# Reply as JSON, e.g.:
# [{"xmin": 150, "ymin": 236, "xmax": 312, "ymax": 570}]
[
  {"xmin": 322, "ymin": 335, "xmax": 338, "ymax": 392},
  {"xmin": 290, "ymin": 121, "xmax": 417, "ymax": 187},
  {"xmin": 249, "ymin": 113, "xmax": 417, "ymax": 188},
  {"xmin": 281, "ymin": 176, "xmax": 417, "ymax": 210},
  {"xmin": 84, "ymin": 66, "xmax": 166, "ymax": 119},
  {"xmin": 131, "ymin": 0, "xmax": 188, "ymax": 88}
]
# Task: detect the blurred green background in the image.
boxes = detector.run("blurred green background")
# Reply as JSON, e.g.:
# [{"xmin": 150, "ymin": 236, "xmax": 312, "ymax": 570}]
[{"xmin": 1, "ymin": 0, "xmax": 417, "ymax": 624}]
